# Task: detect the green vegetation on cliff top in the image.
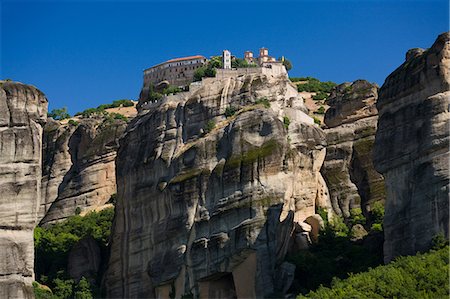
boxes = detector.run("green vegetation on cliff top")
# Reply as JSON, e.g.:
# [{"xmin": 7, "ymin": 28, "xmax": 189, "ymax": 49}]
[
  {"xmin": 74, "ymin": 99, "xmax": 134, "ymax": 118},
  {"xmin": 290, "ymin": 77, "xmax": 336, "ymax": 93}
]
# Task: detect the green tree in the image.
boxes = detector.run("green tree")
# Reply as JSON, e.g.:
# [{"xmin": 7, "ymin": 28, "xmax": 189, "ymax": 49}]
[
  {"xmin": 193, "ymin": 67, "xmax": 206, "ymax": 82},
  {"xmin": 232, "ymin": 58, "xmax": 249, "ymax": 68},
  {"xmin": 49, "ymin": 107, "xmax": 71, "ymax": 120},
  {"xmin": 32, "ymin": 282, "xmax": 54, "ymax": 299},
  {"xmin": 74, "ymin": 277, "xmax": 93, "ymax": 299},
  {"xmin": 204, "ymin": 67, "xmax": 216, "ymax": 77},
  {"xmin": 53, "ymin": 278, "xmax": 74, "ymax": 299},
  {"xmin": 279, "ymin": 57, "xmax": 292, "ymax": 71},
  {"xmin": 209, "ymin": 56, "xmax": 223, "ymax": 69},
  {"xmin": 34, "ymin": 208, "xmax": 114, "ymax": 293},
  {"xmin": 298, "ymin": 246, "xmax": 449, "ymax": 299}
]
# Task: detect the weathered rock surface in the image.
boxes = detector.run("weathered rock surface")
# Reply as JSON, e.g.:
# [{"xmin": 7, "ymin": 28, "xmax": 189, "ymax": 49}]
[
  {"xmin": 321, "ymin": 80, "xmax": 385, "ymax": 218},
  {"xmin": 0, "ymin": 81, "xmax": 47, "ymax": 298},
  {"xmin": 373, "ymin": 32, "xmax": 450, "ymax": 262},
  {"xmin": 104, "ymin": 73, "xmax": 331, "ymax": 298},
  {"xmin": 40, "ymin": 116, "xmax": 127, "ymax": 225},
  {"xmin": 67, "ymin": 237, "xmax": 101, "ymax": 284}
]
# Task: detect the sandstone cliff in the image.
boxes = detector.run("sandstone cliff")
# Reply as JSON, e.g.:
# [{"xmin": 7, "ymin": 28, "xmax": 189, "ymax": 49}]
[
  {"xmin": 322, "ymin": 80, "xmax": 385, "ymax": 219},
  {"xmin": 104, "ymin": 73, "xmax": 331, "ymax": 298},
  {"xmin": 40, "ymin": 116, "xmax": 127, "ymax": 225},
  {"xmin": 0, "ymin": 81, "xmax": 47, "ymax": 298},
  {"xmin": 373, "ymin": 32, "xmax": 450, "ymax": 262}
]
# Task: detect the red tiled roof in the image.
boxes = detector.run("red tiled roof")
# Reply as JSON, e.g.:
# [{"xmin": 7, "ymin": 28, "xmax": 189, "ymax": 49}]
[
  {"xmin": 144, "ymin": 55, "xmax": 206, "ymax": 71},
  {"xmin": 165, "ymin": 55, "xmax": 206, "ymax": 63}
]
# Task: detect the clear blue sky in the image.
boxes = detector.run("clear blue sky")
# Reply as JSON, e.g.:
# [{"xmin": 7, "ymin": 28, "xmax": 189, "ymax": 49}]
[{"xmin": 1, "ymin": 0, "xmax": 448, "ymax": 114}]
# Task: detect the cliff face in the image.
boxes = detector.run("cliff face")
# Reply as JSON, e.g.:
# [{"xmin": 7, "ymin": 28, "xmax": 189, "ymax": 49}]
[
  {"xmin": 373, "ymin": 32, "xmax": 450, "ymax": 262},
  {"xmin": 40, "ymin": 116, "xmax": 127, "ymax": 225},
  {"xmin": 0, "ymin": 81, "xmax": 47, "ymax": 298},
  {"xmin": 104, "ymin": 73, "xmax": 330, "ymax": 298},
  {"xmin": 322, "ymin": 80, "xmax": 385, "ymax": 218}
]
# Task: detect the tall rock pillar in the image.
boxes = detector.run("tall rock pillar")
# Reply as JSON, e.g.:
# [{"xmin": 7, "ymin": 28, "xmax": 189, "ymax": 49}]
[
  {"xmin": 0, "ymin": 81, "xmax": 48, "ymax": 297},
  {"xmin": 374, "ymin": 32, "xmax": 450, "ymax": 262}
]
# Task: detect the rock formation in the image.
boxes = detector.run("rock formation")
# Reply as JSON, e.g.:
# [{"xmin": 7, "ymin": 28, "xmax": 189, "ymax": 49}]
[
  {"xmin": 104, "ymin": 72, "xmax": 331, "ymax": 298},
  {"xmin": 373, "ymin": 32, "xmax": 450, "ymax": 262},
  {"xmin": 321, "ymin": 80, "xmax": 385, "ymax": 218},
  {"xmin": 67, "ymin": 237, "xmax": 101, "ymax": 284},
  {"xmin": 0, "ymin": 81, "xmax": 47, "ymax": 298},
  {"xmin": 40, "ymin": 116, "xmax": 127, "ymax": 225}
]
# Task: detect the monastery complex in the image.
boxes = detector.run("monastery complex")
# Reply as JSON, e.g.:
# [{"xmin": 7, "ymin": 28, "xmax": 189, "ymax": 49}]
[{"xmin": 143, "ymin": 48, "xmax": 286, "ymax": 88}]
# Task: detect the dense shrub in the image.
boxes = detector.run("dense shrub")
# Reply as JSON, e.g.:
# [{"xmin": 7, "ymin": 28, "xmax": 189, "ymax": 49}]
[
  {"xmin": 371, "ymin": 223, "xmax": 383, "ymax": 232},
  {"xmin": 225, "ymin": 106, "xmax": 237, "ymax": 118},
  {"xmin": 193, "ymin": 67, "xmax": 206, "ymax": 82},
  {"xmin": 208, "ymin": 56, "xmax": 223, "ymax": 69},
  {"xmin": 315, "ymin": 106, "xmax": 325, "ymax": 114},
  {"xmin": 371, "ymin": 201, "xmax": 384, "ymax": 224},
  {"xmin": 348, "ymin": 208, "xmax": 366, "ymax": 226},
  {"xmin": 34, "ymin": 208, "xmax": 114, "ymax": 298},
  {"xmin": 97, "ymin": 99, "xmax": 134, "ymax": 110},
  {"xmin": 255, "ymin": 97, "xmax": 270, "ymax": 108},
  {"xmin": 148, "ymin": 87, "xmax": 164, "ymax": 103},
  {"xmin": 74, "ymin": 107, "xmax": 104, "ymax": 118},
  {"xmin": 33, "ymin": 282, "xmax": 54, "ymax": 299},
  {"xmin": 73, "ymin": 277, "xmax": 94, "ymax": 299},
  {"xmin": 283, "ymin": 116, "xmax": 290, "ymax": 129},
  {"xmin": 296, "ymin": 77, "xmax": 337, "ymax": 93},
  {"xmin": 68, "ymin": 119, "xmax": 79, "ymax": 126},
  {"xmin": 75, "ymin": 99, "xmax": 134, "ymax": 117},
  {"xmin": 161, "ymin": 85, "xmax": 182, "ymax": 95},
  {"xmin": 49, "ymin": 107, "xmax": 71, "ymax": 120},
  {"xmin": 287, "ymin": 208, "xmax": 384, "ymax": 295},
  {"xmin": 313, "ymin": 116, "xmax": 321, "ymax": 125},
  {"xmin": 232, "ymin": 58, "xmax": 257, "ymax": 68},
  {"xmin": 312, "ymin": 91, "xmax": 328, "ymax": 101},
  {"xmin": 204, "ymin": 120, "xmax": 216, "ymax": 133},
  {"xmin": 34, "ymin": 276, "xmax": 95, "ymax": 299},
  {"xmin": 298, "ymin": 246, "xmax": 449, "ymax": 299},
  {"xmin": 204, "ymin": 67, "xmax": 216, "ymax": 77},
  {"xmin": 278, "ymin": 57, "xmax": 292, "ymax": 71},
  {"xmin": 106, "ymin": 112, "xmax": 128, "ymax": 122},
  {"xmin": 431, "ymin": 233, "xmax": 449, "ymax": 250},
  {"xmin": 194, "ymin": 63, "xmax": 217, "ymax": 81}
]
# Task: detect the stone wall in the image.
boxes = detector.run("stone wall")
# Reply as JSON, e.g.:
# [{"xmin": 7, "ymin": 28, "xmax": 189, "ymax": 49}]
[
  {"xmin": 0, "ymin": 81, "xmax": 47, "ymax": 298},
  {"xmin": 214, "ymin": 64, "xmax": 287, "ymax": 81}
]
